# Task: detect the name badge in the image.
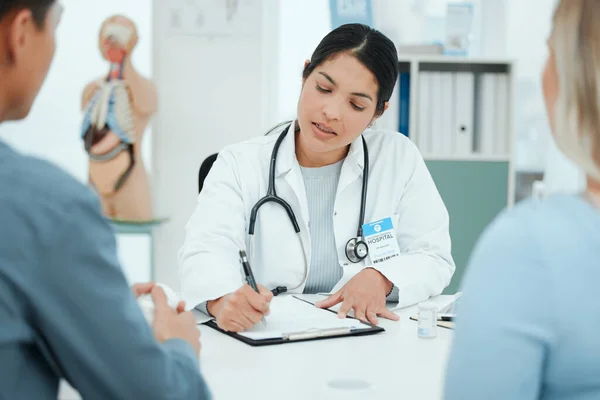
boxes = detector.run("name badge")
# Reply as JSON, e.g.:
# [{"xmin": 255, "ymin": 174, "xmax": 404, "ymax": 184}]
[{"xmin": 362, "ymin": 217, "xmax": 401, "ymax": 265}]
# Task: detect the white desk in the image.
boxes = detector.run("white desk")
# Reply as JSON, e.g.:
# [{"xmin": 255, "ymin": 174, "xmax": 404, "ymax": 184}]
[
  {"xmin": 59, "ymin": 297, "xmax": 453, "ymax": 399},
  {"xmin": 197, "ymin": 300, "xmax": 453, "ymax": 399}
]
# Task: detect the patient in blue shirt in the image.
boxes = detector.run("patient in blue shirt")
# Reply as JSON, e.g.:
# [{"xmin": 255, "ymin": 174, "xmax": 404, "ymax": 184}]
[
  {"xmin": 444, "ymin": 1, "xmax": 600, "ymax": 399},
  {"xmin": 0, "ymin": 1, "xmax": 210, "ymax": 399},
  {"xmin": 444, "ymin": 196, "xmax": 600, "ymax": 399}
]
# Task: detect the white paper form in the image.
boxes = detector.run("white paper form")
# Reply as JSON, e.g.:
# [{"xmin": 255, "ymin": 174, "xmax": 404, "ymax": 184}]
[{"xmin": 238, "ymin": 295, "xmax": 371, "ymax": 340}]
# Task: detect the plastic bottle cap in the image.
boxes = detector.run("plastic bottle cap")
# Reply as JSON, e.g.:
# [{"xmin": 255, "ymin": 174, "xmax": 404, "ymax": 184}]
[{"xmin": 418, "ymin": 301, "xmax": 437, "ymax": 310}]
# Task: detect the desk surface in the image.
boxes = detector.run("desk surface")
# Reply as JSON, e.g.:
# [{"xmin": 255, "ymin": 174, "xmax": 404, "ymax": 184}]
[
  {"xmin": 198, "ymin": 299, "xmax": 453, "ymax": 399},
  {"xmin": 59, "ymin": 297, "xmax": 453, "ymax": 399}
]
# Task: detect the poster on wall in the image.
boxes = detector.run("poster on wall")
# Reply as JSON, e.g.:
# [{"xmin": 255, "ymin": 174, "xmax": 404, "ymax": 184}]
[
  {"xmin": 329, "ymin": 0, "xmax": 373, "ymax": 29},
  {"xmin": 168, "ymin": 0, "xmax": 261, "ymax": 38},
  {"xmin": 444, "ymin": 3, "xmax": 474, "ymax": 55}
]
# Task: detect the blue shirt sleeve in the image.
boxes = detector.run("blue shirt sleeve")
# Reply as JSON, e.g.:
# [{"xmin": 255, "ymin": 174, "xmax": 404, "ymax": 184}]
[
  {"xmin": 26, "ymin": 188, "xmax": 211, "ymax": 399},
  {"xmin": 443, "ymin": 210, "xmax": 556, "ymax": 400}
]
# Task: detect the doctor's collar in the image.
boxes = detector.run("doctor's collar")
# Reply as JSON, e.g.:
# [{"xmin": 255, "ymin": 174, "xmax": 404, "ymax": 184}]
[
  {"xmin": 344, "ymin": 132, "xmax": 366, "ymax": 171},
  {"xmin": 274, "ymin": 120, "xmax": 366, "ymax": 176}
]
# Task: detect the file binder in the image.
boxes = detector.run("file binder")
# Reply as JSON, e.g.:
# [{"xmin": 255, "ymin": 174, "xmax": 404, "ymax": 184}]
[
  {"xmin": 398, "ymin": 72, "xmax": 411, "ymax": 137},
  {"xmin": 417, "ymin": 72, "xmax": 432, "ymax": 153},
  {"xmin": 495, "ymin": 73, "xmax": 509, "ymax": 155},
  {"xmin": 453, "ymin": 72, "xmax": 475, "ymax": 155},
  {"xmin": 476, "ymin": 73, "xmax": 497, "ymax": 154},
  {"xmin": 440, "ymin": 72, "xmax": 454, "ymax": 155}
]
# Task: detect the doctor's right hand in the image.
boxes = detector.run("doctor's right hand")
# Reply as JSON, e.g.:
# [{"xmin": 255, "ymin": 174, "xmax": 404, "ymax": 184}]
[{"xmin": 207, "ymin": 284, "xmax": 273, "ymax": 332}]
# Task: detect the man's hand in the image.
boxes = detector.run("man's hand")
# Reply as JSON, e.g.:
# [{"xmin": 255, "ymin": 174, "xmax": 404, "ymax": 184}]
[
  {"xmin": 315, "ymin": 268, "xmax": 399, "ymax": 325},
  {"xmin": 207, "ymin": 284, "xmax": 273, "ymax": 332},
  {"xmin": 151, "ymin": 286, "xmax": 201, "ymax": 357},
  {"xmin": 131, "ymin": 282, "xmax": 155, "ymax": 298},
  {"xmin": 133, "ymin": 282, "xmax": 186, "ymax": 312}
]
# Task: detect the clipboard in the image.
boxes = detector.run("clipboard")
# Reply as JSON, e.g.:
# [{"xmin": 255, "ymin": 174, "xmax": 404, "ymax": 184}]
[{"xmin": 204, "ymin": 296, "xmax": 384, "ymax": 346}]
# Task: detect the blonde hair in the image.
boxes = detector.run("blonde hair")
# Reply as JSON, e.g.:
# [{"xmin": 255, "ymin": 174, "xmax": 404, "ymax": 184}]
[{"xmin": 551, "ymin": 0, "xmax": 600, "ymax": 181}]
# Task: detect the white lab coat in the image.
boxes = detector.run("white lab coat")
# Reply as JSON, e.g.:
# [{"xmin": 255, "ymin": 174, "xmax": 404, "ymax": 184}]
[{"xmin": 179, "ymin": 123, "xmax": 455, "ymax": 310}]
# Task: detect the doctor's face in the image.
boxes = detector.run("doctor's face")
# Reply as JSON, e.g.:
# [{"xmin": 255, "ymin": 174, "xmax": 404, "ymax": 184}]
[{"xmin": 296, "ymin": 53, "xmax": 381, "ymax": 163}]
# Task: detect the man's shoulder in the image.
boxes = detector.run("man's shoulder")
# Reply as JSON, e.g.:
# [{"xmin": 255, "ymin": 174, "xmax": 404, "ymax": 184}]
[
  {"xmin": 0, "ymin": 146, "xmax": 100, "ymax": 227},
  {"xmin": 0, "ymin": 145, "xmax": 107, "ymax": 280}
]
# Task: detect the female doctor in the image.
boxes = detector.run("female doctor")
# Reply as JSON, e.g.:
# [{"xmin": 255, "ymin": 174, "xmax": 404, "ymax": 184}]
[{"xmin": 179, "ymin": 23, "xmax": 455, "ymax": 332}]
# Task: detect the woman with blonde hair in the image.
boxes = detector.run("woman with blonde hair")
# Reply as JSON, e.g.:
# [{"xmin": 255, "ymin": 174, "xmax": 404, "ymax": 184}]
[{"xmin": 444, "ymin": 0, "xmax": 600, "ymax": 398}]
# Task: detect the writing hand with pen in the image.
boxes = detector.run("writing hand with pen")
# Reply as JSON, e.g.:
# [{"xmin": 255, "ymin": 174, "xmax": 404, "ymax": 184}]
[
  {"xmin": 207, "ymin": 284, "xmax": 273, "ymax": 332},
  {"xmin": 206, "ymin": 250, "xmax": 273, "ymax": 332}
]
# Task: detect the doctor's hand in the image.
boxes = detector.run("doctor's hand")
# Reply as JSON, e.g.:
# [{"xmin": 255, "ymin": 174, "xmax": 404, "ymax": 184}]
[
  {"xmin": 151, "ymin": 286, "xmax": 201, "ymax": 358},
  {"xmin": 207, "ymin": 284, "xmax": 273, "ymax": 332},
  {"xmin": 315, "ymin": 268, "xmax": 400, "ymax": 325}
]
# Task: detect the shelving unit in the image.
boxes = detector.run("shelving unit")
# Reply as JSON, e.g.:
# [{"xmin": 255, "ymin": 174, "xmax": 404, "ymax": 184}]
[{"xmin": 380, "ymin": 56, "xmax": 516, "ymax": 294}]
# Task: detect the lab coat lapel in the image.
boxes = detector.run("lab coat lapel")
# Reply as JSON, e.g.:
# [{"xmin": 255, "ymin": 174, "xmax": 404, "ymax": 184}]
[{"xmin": 332, "ymin": 134, "xmax": 365, "ymax": 274}]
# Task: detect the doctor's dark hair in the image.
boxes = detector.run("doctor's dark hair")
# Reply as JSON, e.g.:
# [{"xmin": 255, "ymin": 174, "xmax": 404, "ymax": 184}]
[
  {"xmin": 0, "ymin": 0, "xmax": 55, "ymax": 28},
  {"xmin": 303, "ymin": 23, "xmax": 399, "ymax": 116}
]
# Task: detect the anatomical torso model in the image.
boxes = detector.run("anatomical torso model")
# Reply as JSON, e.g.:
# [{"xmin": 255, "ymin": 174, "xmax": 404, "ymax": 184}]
[{"xmin": 81, "ymin": 15, "xmax": 157, "ymax": 221}]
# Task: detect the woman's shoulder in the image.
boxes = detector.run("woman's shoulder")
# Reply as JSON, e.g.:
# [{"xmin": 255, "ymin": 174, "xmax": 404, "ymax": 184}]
[
  {"xmin": 362, "ymin": 128, "xmax": 420, "ymax": 161},
  {"xmin": 363, "ymin": 128, "xmax": 413, "ymax": 147},
  {"xmin": 471, "ymin": 194, "xmax": 599, "ymax": 271},
  {"xmin": 218, "ymin": 132, "xmax": 279, "ymax": 161},
  {"xmin": 492, "ymin": 194, "xmax": 596, "ymax": 233}
]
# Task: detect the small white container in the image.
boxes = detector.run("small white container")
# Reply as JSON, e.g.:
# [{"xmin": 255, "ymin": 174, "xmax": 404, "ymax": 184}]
[{"xmin": 418, "ymin": 301, "xmax": 438, "ymax": 338}]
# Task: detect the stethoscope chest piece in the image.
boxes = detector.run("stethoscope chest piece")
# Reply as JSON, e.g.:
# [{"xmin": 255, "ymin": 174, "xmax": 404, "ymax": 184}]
[{"xmin": 345, "ymin": 237, "xmax": 369, "ymax": 263}]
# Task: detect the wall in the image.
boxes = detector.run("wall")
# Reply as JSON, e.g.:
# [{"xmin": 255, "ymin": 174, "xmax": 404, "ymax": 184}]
[
  {"xmin": 272, "ymin": 0, "xmax": 331, "ymax": 124},
  {"xmin": 372, "ymin": 0, "xmax": 487, "ymax": 56},
  {"xmin": 151, "ymin": 0, "xmax": 278, "ymax": 289},
  {"xmin": 507, "ymin": 0, "xmax": 556, "ymax": 173}
]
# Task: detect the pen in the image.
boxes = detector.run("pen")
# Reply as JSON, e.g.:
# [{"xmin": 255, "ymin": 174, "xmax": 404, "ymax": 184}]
[
  {"xmin": 438, "ymin": 313, "xmax": 455, "ymax": 322},
  {"xmin": 239, "ymin": 250, "xmax": 266, "ymax": 326}
]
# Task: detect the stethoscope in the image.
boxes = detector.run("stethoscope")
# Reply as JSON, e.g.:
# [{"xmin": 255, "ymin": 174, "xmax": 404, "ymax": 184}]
[{"xmin": 247, "ymin": 123, "xmax": 370, "ymax": 295}]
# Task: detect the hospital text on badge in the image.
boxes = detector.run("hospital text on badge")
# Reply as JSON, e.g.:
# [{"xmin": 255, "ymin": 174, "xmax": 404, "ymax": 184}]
[{"xmin": 362, "ymin": 217, "xmax": 401, "ymax": 265}]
